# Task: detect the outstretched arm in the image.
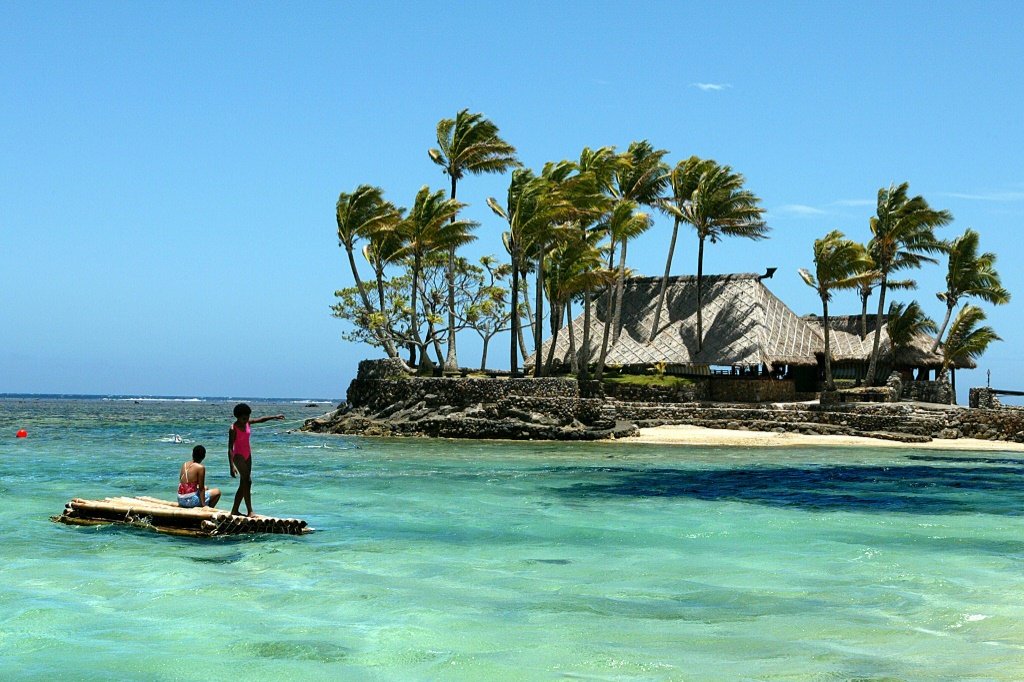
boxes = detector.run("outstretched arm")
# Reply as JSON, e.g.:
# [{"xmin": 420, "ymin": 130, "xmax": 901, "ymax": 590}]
[{"xmin": 250, "ymin": 414, "xmax": 285, "ymax": 424}]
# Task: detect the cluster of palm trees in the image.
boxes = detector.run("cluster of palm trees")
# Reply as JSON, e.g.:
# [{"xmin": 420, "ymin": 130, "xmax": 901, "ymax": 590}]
[
  {"xmin": 800, "ymin": 182, "xmax": 1007, "ymax": 392},
  {"xmin": 335, "ymin": 109, "xmax": 771, "ymax": 377}
]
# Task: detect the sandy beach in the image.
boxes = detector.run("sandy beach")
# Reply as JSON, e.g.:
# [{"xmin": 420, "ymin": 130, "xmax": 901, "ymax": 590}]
[{"xmin": 633, "ymin": 424, "xmax": 1024, "ymax": 451}]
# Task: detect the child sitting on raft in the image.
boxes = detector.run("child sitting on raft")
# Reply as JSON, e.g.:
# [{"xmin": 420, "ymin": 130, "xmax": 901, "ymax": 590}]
[{"xmin": 178, "ymin": 445, "xmax": 221, "ymax": 508}]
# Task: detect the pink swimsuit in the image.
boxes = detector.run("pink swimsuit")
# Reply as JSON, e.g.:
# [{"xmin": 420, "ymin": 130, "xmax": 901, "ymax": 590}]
[{"xmin": 231, "ymin": 423, "xmax": 251, "ymax": 460}]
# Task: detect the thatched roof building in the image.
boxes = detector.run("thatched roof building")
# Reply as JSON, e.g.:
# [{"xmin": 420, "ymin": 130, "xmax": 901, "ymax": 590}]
[
  {"xmin": 534, "ymin": 273, "xmax": 969, "ymax": 372},
  {"xmin": 804, "ymin": 314, "xmax": 973, "ymax": 370}
]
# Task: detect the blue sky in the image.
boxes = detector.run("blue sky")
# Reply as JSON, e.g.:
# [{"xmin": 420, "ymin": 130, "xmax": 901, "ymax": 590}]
[{"xmin": 3, "ymin": 2, "xmax": 1022, "ymax": 399}]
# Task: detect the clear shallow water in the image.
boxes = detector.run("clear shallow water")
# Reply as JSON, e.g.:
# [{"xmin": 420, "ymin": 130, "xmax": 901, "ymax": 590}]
[{"xmin": 2, "ymin": 398, "xmax": 1024, "ymax": 680}]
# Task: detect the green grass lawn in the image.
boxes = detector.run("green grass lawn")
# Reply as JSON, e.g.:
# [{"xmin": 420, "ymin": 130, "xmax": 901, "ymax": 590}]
[{"xmin": 602, "ymin": 373, "xmax": 694, "ymax": 388}]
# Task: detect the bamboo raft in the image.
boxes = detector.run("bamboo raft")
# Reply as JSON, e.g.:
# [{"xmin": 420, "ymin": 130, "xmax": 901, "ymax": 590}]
[{"xmin": 52, "ymin": 496, "xmax": 312, "ymax": 537}]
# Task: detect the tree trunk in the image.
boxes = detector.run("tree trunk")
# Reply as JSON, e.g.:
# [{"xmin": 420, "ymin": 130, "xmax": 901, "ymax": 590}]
[
  {"xmin": 822, "ymin": 296, "xmax": 834, "ymax": 391},
  {"xmin": 595, "ymin": 241, "xmax": 617, "ymax": 380},
  {"xmin": 859, "ymin": 287, "xmax": 869, "ymax": 340},
  {"xmin": 696, "ymin": 236, "xmax": 706, "ymax": 353},
  {"xmin": 566, "ymin": 300, "xmax": 579, "ymax": 374},
  {"xmin": 950, "ymin": 368, "xmax": 957, "ymax": 404},
  {"xmin": 347, "ymin": 246, "xmax": 398, "ymax": 359},
  {"xmin": 516, "ymin": 274, "xmax": 531, "ymax": 368},
  {"xmin": 649, "ymin": 216, "xmax": 680, "ymax": 342},
  {"xmin": 427, "ymin": 318, "xmax": 445, "ymax": 369},
  {"xmin": 865, "ymin": 273, "xmax": 888, "ymax": 386},
  {"xmin": 409, "ymin": 252, "xmax": 423, "ymax": 367},
  {"xmin": 533, "ymin": 254, "xmax": 545, "ymax": 377},
  {"xmin": 931, "ymin": 301, "xmax": 955, "ymax": 353},
  {"xmin": 509, "ymin": 244, "xmax": 520, "ymax": 377},
  {"xmin": 544, "ymin": 302, "xmax": 562, "ymax": 375},
  {"xmin": 444, "ymin": 174, "xmax": 459, "ymax": 372},
  {"xmin": 480, "ymin": 336, "xmax": 489, "ymax": 372},
  {"xmin": 612, "ymin": 239, "xmax": 628, "ymax": 344}
]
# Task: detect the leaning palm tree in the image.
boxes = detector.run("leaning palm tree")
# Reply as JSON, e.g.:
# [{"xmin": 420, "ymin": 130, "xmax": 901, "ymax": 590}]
[
  {"xmin": 851, "ymin": 243, "xmax": 916, "ymax": 340},
  {"xmin": 864, "ymin": 183, "xmax": 952, "ymax": 384},
  {"xmin": 542, "ymin": 231, "xmax": 614, "ymax": 374},
  {"xmin": 429, "ymin": 109, "xmax": 519, "ymax": 372},
  {"xmin": 397, "ymin": 186, "xmax": 478, "ymax": 371},
  {"xmin": 649, "ymin": 156, "xmax": 716, "ymax": 342},
  {"xmin": 931, "ymin": 228, "xmax": 1009, "ymax": 352},
  {"xmin": 682, "ymin": 162, "xmax": 768, "ymax": 352},
  {"xmin": 798, "ymin": 230, "xmax": 872, "ymax": 392},
  {"xmin": 574, "ymin": 146, "xmax": 621, "ymax": 378},
  {"xmin": 590, "ymin": 142, "xmax": 668, "ymax": 378},
  {"xmin": 488, "ymin": 169, "xmax": 573, "ymax": 375},
  {"xmin": 607, "ymin": 200, "xmax": 652, "ymax": 345},
  {"xmin": 336, "ymin": 185, "xmax": 403, "ymax": 359},
  {"xmin": 886, "ymin": 300, "xmax": 938, "ymax": 355},
  {"xmin": 940, "ymin": 304, "xmax": 1001, "ymax": 402}
]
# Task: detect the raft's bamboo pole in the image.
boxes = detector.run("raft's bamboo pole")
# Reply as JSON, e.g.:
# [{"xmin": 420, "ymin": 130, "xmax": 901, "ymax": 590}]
[
  {"xmin": 136, "ymin": 496, "xmax": 180, "ymax": 507},
  {"xmin": 70, "ymin": 499, "xmax": 217, "ymax": 521}
]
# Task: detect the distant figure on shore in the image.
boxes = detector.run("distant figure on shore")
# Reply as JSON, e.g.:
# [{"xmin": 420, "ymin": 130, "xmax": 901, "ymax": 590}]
[
  {"xmin": 178, "ymin": 445, "xmax": 221, "ymax": 508},
  {"xmin": 228, "ymin": 403, "xmax": 285, "ymax": 517}
]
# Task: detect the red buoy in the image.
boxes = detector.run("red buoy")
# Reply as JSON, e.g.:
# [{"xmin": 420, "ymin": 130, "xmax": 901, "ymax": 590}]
[{"xmin": 16, "ymin": 429, "xmax": 27, "ymax": 438}]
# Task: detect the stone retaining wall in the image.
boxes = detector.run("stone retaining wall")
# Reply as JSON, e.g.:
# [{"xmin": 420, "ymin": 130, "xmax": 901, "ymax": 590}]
[
  {"xmin": 709, "ymin": 378, "xmax": 796, "ymax": 403},
  {"xmin": 346, "ymin": 376, "xmax": 580, "ymax": 412},
  {"xmin": 902, "ymin": 379, "xmax": 953, "ymax": 404},
  {"xmin": 969, "ymin": 388, "xmax": 1000, "ymax": 409},
  {"xmin": 613, "ymin": 402, "xmax": 937, "ymax": 436}
]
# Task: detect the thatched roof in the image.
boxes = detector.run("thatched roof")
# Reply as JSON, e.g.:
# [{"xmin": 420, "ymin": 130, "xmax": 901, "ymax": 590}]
[
  {"xmin": 533, "ymin": 274, "xmax": 971, "ymax": 370},
  {"xmin": 804, "ymin": 314, "xmax": 974, "ymax": 369},
  {"xmin": 534, "ymin": 274, "xmax": 822, "ymax": 368}
]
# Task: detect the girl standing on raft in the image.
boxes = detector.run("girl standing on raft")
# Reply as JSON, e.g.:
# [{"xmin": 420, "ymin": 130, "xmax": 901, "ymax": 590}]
[{"xmin": 228, "ymin": 403, "xmax": 284, "ymax": 517}]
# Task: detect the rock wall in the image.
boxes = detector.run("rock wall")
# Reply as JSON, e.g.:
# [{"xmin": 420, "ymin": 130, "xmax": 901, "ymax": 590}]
[
  {"xmin": 612, "ymin": 401, "xmax": 939, "ymax": 441},
  {"xmin": 902, "ymin": 379, "xmax": 953, "ymax": 404},
  {"xmin": 306, "ymin": 372, "xmax": 633, "ymax": 441},
  {"xmin": 941, "ymin": 406, "xmax": 1024, "ymax": 441},
  {"xmin": 708, "ymin": 378, "xmax": 796, "ymax": 403},
  {"xmin": 969, "ymin": 388, "xmax": 1000, "ymax": 409},
  {"xmin": 306, "ymin": 362, "xmax": 1024, "ymax": 444}
]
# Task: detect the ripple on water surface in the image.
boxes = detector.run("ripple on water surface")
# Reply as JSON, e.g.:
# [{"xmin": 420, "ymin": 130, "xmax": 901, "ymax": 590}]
[{"xmin": 2, "ymin": 398, "xmax": 1024, "ymax": 679}]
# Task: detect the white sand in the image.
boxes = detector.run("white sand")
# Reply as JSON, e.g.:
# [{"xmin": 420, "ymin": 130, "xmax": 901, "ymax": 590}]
[{"xmin": 631, "ymin": 424, "xmax": 1024, "ymax": 451}]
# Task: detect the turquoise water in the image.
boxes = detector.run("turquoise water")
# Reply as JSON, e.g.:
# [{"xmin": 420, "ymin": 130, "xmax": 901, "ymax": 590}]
[{"xmin": 3, "ymin": 398, "xmax": 1024, "ymax": 680}]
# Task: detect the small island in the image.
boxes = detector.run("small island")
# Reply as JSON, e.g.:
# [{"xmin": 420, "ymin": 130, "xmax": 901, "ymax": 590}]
[{"xmin": 311, "ymin": 111, "xmax": 1017, "ymax": 445}]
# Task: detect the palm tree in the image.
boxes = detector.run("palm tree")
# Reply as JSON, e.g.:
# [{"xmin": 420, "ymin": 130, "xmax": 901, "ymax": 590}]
[
  {"xmin": 681, "ymin": 162, "xmax": 768, "ymax": 352},
  {"xmin": 488, "ymin": 169, "xmax": 571, "ymax": 376},
  {"xmin": 429, "ymin": 109, "xmax": 519, "ymax": 372},
  {"xmin": 336, "ymin": 185, "xmax": 403, "ymax": 359},
  {"xmin": 798, "ymin": 230, "xmax": 872, "ymax": 391},
  {"xmin": 525, "ymin": 160, "xmax": 602, "ymax": 376},
  {"xmin": 542, "ymin": 231, "xmax": 613, "ymax": 374},
  {"xmin": 650, "ymin": 156, "xmax": 715, "ymax": 342},
  {"xmin": 886, "ymin": 300, "xmax": 937, "ymax": 354},
  {"xmin": 864, "ymin": 183, "xmax": 952, "ymax": 385},
  {"xmin": 397, "ymin": 186, "xmax": 478, "ymax": 371},
  {"xmin": 594, "ymin": 141, "xmax": 668, "ymax": 378},
  {"xmin": 941, "ymin": 304, "xmax": 1001, "ymax": 402},
  {"xmin": 931, "ymin": 228, "xmax": 1009, "ymax": 352},
  {"xmin": 849, "ymin": 243, "xmax": 916, "ymax": 340},
  {"xmin": 574, "ymin": 146, "xmax": 620, "ymax": 379},
  {"xmin": 606, "ymin": 200, "xmax": 652, "ymax": 346}
]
